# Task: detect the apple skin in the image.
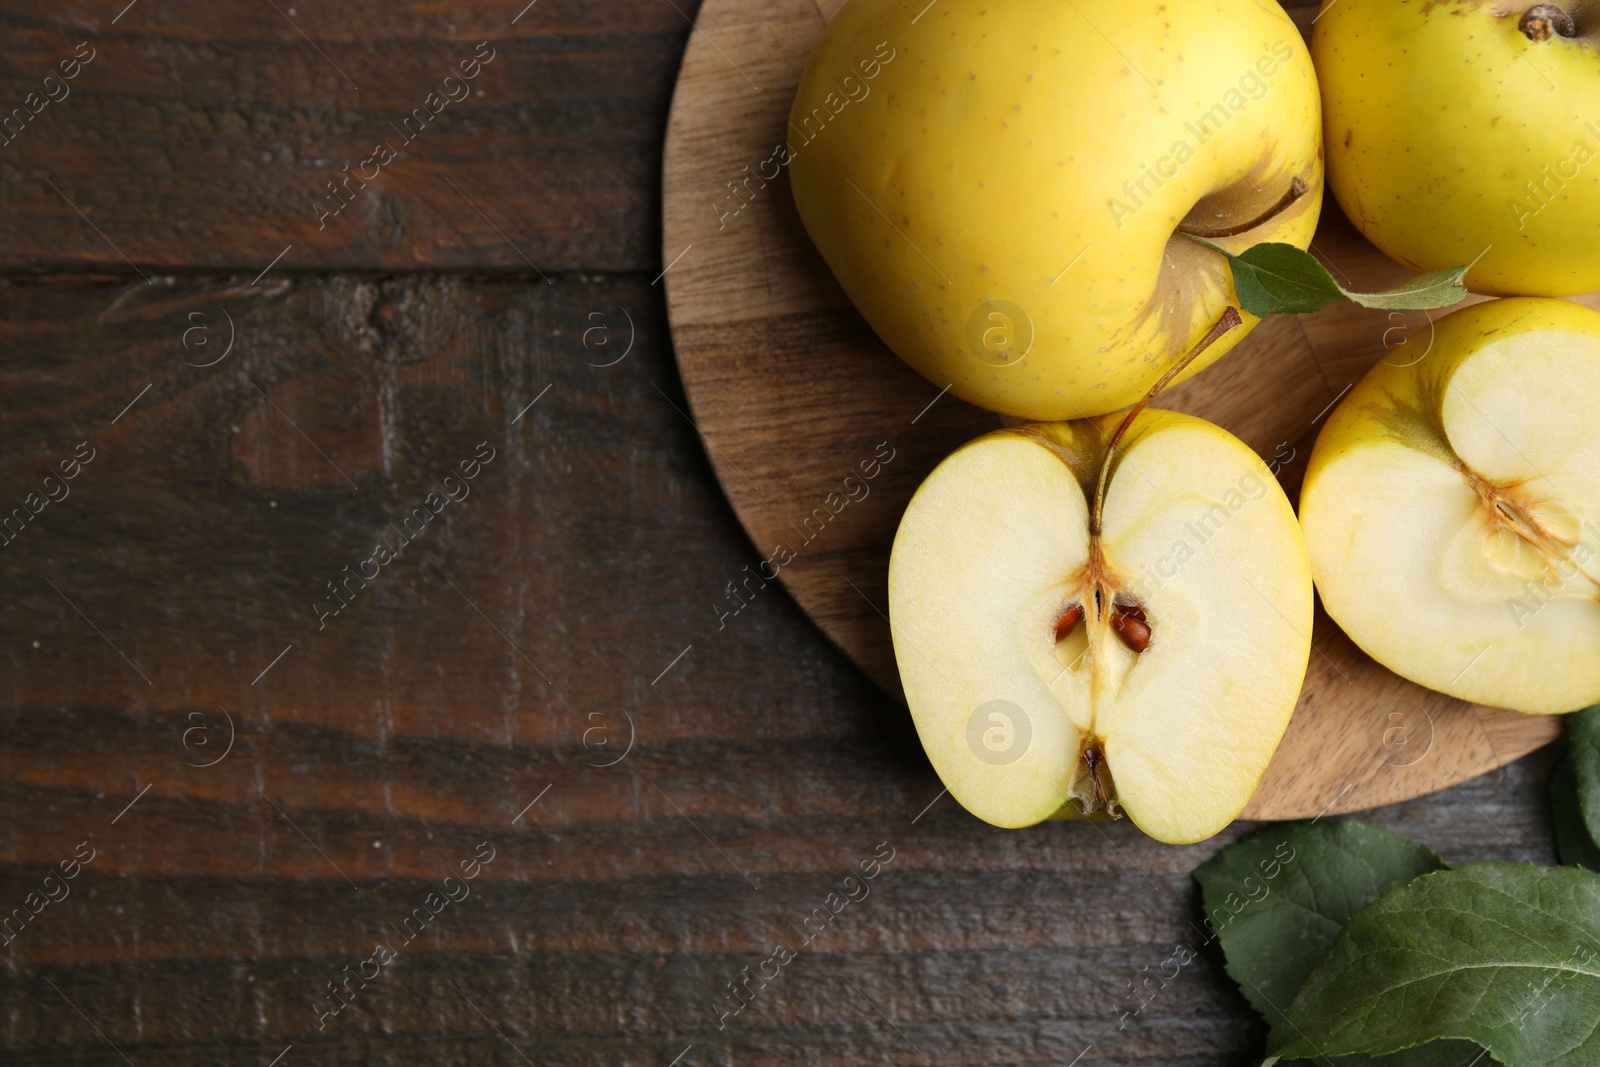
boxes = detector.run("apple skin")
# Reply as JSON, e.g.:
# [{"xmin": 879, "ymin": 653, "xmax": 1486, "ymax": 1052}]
[
  {"xmin": 1314, "ymin": 0, "xmax": 1600, "ymax": 296},
  {"xmin": 788, "ymin": 0, "xmax": 1322, "ymax": 421},
  {"xmin": 1300, "ymin": 298, "xmax": 1600, "ymax": 715},
  {"xmin": 889, "ymin": 411, "xmax": 1313, "ymax": 843}
]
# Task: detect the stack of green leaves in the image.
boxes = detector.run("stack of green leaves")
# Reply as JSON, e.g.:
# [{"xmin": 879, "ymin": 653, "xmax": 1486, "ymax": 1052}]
[{"xmin": 1195, "ymin": 707, "xmax": 1600, "ymax": 1066}]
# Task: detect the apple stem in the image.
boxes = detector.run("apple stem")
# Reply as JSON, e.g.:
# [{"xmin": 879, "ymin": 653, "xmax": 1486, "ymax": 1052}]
[
  {"xmin": 1088, "ymin": 306, "xmax": 1244, "ymax": 537},
  {"xmin": 1520, "ymin": 4, "xmax": 1577, "ymax": 39},
  {"xmin": 1175, "ymin": 177, "xmax": 1309, "ymax": 240}
]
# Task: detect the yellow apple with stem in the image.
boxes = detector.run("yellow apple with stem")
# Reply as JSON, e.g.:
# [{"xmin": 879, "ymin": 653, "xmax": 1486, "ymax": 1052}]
[
  {"xmin": 789, "ymin": 0, "xmax": 1323, "ymax": 420},
  {"xmin": 1314, "ymin": 0, "xmax": 1600, "ymax": 296},
  {"xmin": 889, "ymin": 310, "xmax": 1314, "ymax": 841}
]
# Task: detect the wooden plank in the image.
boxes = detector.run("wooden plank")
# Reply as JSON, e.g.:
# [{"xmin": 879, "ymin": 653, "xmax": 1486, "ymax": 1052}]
[
  {"xmin": 0, "ymin": 1, "xmax": 691, "ymax": 273},
  {"xmin": 0, "ymin": 744, "xmax": 1559, "ymax": 1060},
  {"xmin": 0, "ymin": 276, "xmax": 1564, "ymax": 1065}
]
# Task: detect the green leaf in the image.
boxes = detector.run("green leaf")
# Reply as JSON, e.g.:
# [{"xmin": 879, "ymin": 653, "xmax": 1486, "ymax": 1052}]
[
  {"xmin": 1187, "ymin": 238, "xmax": 1469, "ymax": 318},
  {"xmin": 1553, "ymin": 754, "xmax": 1600, "ymax": 872},
  {"xmin": 1553, "ymin": 707, "xmax": 1600, "ymax": 870},
  {"xmin": 1573, "ymin": 706, "xmax": 1600, "ymax": 849},
  {"xmin": 1188, "ymin": 238, "xmax": 1341, "ymax": 317},
  {"xmin": 1343, "ymin": 265, "xmax": 1472, "ymax": 311},
  {"xmin": 1297, "ymin": 1044, "xmax": 1498, "ymax": 1067},
  {"xmin": 1196, "ymin": 820, "xmax": 1447, "ymax": 1028},
  {"xmin": 1199, "ymin": 822, "xmax": 1483, "ymax": 1067},
  {"xmin": 1269, "ymin": 864, "xmax": 1600, "ymax": 1067}
]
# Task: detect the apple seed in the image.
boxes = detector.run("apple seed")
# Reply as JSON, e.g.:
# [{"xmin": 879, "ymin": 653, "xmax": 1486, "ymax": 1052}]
[
  {"xmin": 1110, "ymin": 608, "xmax": 1152, "ymax": 653},
  {"xmin": 1054, "ymin": 602, "xmax": 1084, "ymax": 643}
]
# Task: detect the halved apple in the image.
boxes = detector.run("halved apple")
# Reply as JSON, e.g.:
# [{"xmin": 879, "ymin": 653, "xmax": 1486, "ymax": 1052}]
[
  {"xmin": 1300, "ymin": 297, "xmax": 1600, "ymax": 715},
  {"xmin": 889, "ymin": 410, "xmax": 1312, "ymax": 843}
]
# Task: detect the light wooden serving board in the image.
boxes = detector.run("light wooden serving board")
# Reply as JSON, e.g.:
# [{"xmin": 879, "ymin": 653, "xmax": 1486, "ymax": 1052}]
[{"xmin": 661, "ymin": 0, "xmax": 1576, "ymax": 820}]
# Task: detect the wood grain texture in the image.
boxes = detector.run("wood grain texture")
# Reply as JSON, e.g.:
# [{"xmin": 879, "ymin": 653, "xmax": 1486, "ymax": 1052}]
[
  {"xmin": 0, "ymin": 1, "xmax": 690, "ymax": 274},
  {"xmin": 661, "ymin": 0, "xmax": 1574, "ymax": 821},
  {"xmin": 0, "ymin": 0, "xmax": 1570, "ymax": 1064},
  {"xmin": 0, "ymin": 273, "xmax": 1560, "ymax": 1067}
]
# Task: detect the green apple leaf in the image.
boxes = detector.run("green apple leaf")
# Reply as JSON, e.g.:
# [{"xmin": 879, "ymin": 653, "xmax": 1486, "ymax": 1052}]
[
  {"xmin": 1571, "ymin": 705, "xmax": 1600, "ymax": 849},
  {"xmin": 1199, "ymin": 822, "xmax": 1487, "ymax": 1067},
  {"xmin": 1553, "ymin": 755, "xmax": 1600, "ymax": 872},
  {"xmin": 1187, "ymin": 238, "xmax": 1469, "ymax": 318},
  {"xmin": 1188, "ymin": 238, "xmax": 1342, "ymax": 316},
  {"xmin": 1268, "ymin": 1044, "xmax": 1497, "ymax": 1066},
  {"xmin": 1196, "ymin": 821, "xmax": 1447, "ymax": 1027},
  {"xmin": 1289, "ymin": 1044, "xmax": 1500, "ymax": 1067},
  {"xmin": 1346, "ymin": 265, "xmax": 1474, "ymax": 311},
  {"xmin": 1553, "ymin": 705, "xmax": 1600, "ymax": 870},
  {"xmin": 1268, "ymin": 864, "xmax": 1600, "ymax": 1067}
]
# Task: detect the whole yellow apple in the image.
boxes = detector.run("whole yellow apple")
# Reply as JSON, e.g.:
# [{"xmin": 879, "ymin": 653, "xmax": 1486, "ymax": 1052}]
[
  {"xmin": 1300, "ymin": 297, "xmax": 1600, "ymax": 714},
  {"xmin": 1314, "ymin": 0, "xmax": 1600, "ymax": 296},
  {"xmin": 788, "ymin": 0, "xmax": 1323, "ymax": 421}
]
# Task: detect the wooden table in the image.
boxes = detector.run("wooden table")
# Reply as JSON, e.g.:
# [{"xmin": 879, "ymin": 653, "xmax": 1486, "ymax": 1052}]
[{"xmin": 0, "ymin": 1, "xmax": 1561, "ymax": 1064}]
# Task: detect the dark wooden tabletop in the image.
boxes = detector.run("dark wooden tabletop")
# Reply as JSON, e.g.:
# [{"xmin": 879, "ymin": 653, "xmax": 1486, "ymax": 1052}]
[{"xmin": 0, "ymin": 1, "xmax": 1562, "ymax": 1064}]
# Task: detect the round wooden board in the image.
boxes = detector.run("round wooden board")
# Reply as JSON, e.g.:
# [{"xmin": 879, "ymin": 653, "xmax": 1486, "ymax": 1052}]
[{"xmin": 661, "ymin": 0, "xmax": 1574, "ymax": 821}]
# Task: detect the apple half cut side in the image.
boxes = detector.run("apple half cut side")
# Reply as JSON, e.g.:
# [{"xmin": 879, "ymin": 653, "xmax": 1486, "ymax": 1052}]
[
  {"xmin": 1300, "ymin": 298, "xmax": 1600, "ymax": 715},
  {"xmin": 888, "ymin": 411, "xmax": 1313, "ymax": 843}
]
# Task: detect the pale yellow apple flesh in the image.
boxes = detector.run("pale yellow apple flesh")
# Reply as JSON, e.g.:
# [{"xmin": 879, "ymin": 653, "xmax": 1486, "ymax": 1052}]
[
  {"xmin": 1301, "ymin": 298, "xmax": 1600, "ymax": 714},
  {"xmin": 789, "ymin": 0, "xmax": 1323, "ymax": 420},
  {"xmin": 889, "ymin": 411, "xmax": 1313, "ymax": 842}
]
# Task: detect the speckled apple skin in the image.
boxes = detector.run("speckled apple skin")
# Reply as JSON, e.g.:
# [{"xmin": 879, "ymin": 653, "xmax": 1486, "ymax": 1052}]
[
  {"xmin": 1315, "ymin": 0, "xmax": 1600, "ymax": 297},
  {"xmin": 789, "ymin": 0, "xmax": 1323, "ymax": 421}
]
